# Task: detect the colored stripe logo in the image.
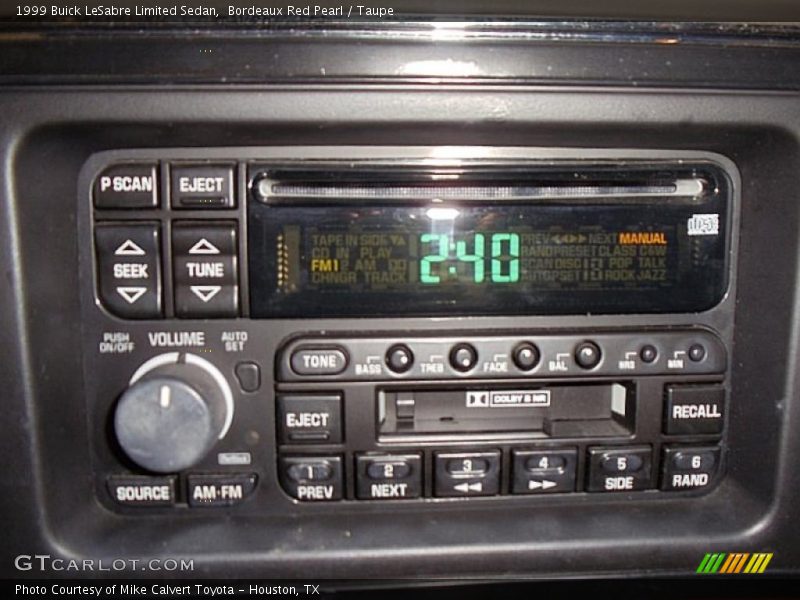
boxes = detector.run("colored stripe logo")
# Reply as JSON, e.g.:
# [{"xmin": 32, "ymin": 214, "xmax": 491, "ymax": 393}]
[{"xmin": 697, "ymin": 553, "xmax": 773, "ymax": 574}]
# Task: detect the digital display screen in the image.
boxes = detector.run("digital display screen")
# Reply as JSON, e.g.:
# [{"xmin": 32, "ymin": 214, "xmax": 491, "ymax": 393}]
[{"xmin": 247, "ymin": 168, "xmax": 729, "ymax": 317}]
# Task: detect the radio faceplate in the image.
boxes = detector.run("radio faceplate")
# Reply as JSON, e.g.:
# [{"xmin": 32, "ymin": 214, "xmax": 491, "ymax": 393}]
[{"xmin": 77, "ymin": 147, "xmax": 738, "ymax": 514}]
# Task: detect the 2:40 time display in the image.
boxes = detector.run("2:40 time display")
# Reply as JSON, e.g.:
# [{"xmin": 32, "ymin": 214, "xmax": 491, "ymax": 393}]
[{"xmin": 419, "ymin": 233, "xmax": 521, "ymax": 284}]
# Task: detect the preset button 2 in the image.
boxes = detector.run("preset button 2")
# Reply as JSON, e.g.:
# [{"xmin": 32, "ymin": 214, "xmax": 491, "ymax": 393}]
[
  {"xmin": 173, "ymin": 222, "xmax": 238, "ymax": 318},
  {"xmin": 356, "ymin": 454, "xmax": 422, "ymax": 499},
  {"xmin": 95, "ymin": 223, "xmax": 162, "ymax": 318}
]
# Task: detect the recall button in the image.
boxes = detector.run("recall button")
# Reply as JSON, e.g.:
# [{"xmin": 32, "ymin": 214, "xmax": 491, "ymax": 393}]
[
  {"xmin": 94, "ymin": 164, "xmax": 158, "ymax": 209},
  {"xmin": 171, "ymin": 164, "xmax": 234, "ymax": 208},
  {"xmin": 95, "ymin": 222, "xmax": 162, "ymax": 319},
  {"xmin": 290, "ymin": 347, "xmax": 348, "ymax": 376},
  {"xmin": 108, "ymin": 476, "xmax": 175, "ymax": 507},
  {"xmin": 664, "ymin": 384, "xmax": 725, "ymax": 435},
  {"xmin": 277, "ymin": 394, "xmax": 342, "ymax": 444},
  {"xmin": 187, "ymin": 473, "xmax": 257, "ymax": 507}
]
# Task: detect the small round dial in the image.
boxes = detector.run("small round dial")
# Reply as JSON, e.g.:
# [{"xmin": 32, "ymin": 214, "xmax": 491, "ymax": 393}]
[{"xmin": 114, "ymin": 353, "xmax": 233, "ymax": 473}]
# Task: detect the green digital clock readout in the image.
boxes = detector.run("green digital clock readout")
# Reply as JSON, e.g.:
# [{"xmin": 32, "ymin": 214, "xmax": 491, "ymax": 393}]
[{"xmin": 419, "ymin": 233, "xmax": 520, "ymax": 284}]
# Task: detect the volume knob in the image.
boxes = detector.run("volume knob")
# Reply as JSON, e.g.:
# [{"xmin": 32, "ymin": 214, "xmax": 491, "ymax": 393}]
[{"xmin": 114, "ymin": 353, "xmax": 233, "ymax": 473}]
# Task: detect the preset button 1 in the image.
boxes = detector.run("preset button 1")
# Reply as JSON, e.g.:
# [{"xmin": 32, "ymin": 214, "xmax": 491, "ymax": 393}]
[
  {"xmin": 172, "ymin": 222, "xmax": 238, "ymax": 318},
  {"xmin": 95, "ymin": 223, "xmax": 162, "ymax": 318},
  {"xmin": 279, "ymin": 456, "xmax": 343, "ymax": 501}
]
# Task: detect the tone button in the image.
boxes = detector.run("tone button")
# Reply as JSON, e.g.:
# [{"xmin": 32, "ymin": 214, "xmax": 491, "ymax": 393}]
[{"xmin": 290, "ymin": 347, "xmax": 348, "ymax": 376}]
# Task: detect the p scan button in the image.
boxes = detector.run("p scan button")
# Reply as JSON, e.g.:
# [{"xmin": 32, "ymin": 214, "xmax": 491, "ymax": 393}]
[{"xmin": 94, "ymin": 163, "xmax": 158, "ymax": 209}]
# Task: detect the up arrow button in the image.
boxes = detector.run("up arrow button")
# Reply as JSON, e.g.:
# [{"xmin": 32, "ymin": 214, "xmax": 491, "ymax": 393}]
[
  {"xmin": 188, "ymin": 238, "xmax": 220, "ymax": 255},
  {"xmin": 114, "ymin": 239, "xmax": 146, "ymax": 256}
]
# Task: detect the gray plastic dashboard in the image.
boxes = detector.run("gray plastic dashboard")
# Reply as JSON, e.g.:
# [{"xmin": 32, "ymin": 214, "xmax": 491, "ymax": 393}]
[{"xmin": 1, "ymin": 21, "xmax": 800, "ymax": 586}]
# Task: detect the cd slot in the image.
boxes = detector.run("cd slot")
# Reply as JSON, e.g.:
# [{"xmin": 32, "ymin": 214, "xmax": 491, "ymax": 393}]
[
  {"xmin": 378, "ymin": 383, "xmax": 634, "ymax": 442},
  {"xmin": 254, "ymin": 170, "xmax": 707, "ymax": 204}
]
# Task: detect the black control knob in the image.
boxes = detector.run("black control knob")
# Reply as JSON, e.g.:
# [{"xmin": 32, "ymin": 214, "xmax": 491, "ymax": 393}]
[
  {"xmin": 512, "ymin": 342, "xmax": 540, "ymax": 371},
  {"xmin": 688, "ymin": 343, "xmax": 707, "ymax": 362},
  {"xmin": 450, "ymin": 343, "xmax": 478, "ymax": 372},
  {"xmin": 386, "ymin": 344, "xmax": 414, "ymax": 373},
  {"xmin": 114, "ymin": 354, "xmax": 232, "ymax": 473},
  {"xmin": 574, "ymin": 341, "xmax": 602, "ymax": 369}
]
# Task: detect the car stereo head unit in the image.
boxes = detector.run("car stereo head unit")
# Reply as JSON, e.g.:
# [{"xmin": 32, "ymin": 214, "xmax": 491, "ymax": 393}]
[{"xmin": 77, "ymin": 147, "xmax": 738, "ymax": 511}]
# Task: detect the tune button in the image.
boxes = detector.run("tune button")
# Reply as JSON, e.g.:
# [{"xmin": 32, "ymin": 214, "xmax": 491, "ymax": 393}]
[
  {"xmin": 574, "ymin": 341, "xmax": 602, "ymax": 369},
  {"xmin": 386, "ymin": 344, "xmax": 414, "ymax": 374},
  {"xmin": 512, "ymin": 342, "xmax": 540, "ymax": 371},
  {"xmin": 450, "ymin": 343, "xmax": 478, "ymax": 372}
]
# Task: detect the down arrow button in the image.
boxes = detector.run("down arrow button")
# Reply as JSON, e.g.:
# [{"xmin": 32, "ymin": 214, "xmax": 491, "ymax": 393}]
[{"xmin": 173, "ymin": 223, "xmax": 239, "ymax": 318}]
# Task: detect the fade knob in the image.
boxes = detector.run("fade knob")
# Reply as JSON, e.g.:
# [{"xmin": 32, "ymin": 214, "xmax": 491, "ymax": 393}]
[{"xmin": 114, "ymin": 353, "xmax": 233, "ymax": 473}]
